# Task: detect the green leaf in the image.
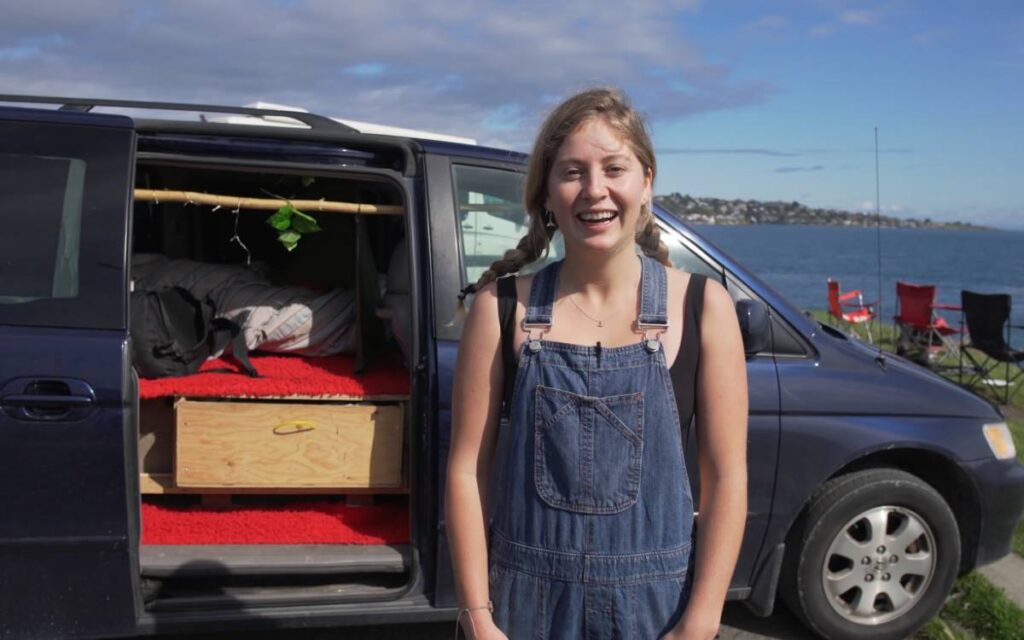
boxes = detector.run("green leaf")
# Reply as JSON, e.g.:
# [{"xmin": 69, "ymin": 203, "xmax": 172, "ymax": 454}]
[
  {"xmin": 267, "ymin": 203, "xmax": 295, "ymax": 230},
  {"xmin": 291, "ymin": 210, "xmax": 322, "ymax": 234},
  {"xmin": 278, "ymin": 229, "xmax": 301, "ymax": 252},
  {"xmin": 301, "ymin": 176, "xmax": 315, "ymax": 187}
]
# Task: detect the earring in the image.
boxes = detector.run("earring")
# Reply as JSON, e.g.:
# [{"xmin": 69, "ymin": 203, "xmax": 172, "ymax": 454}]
[{"xmin": 544, "ymin": 209, "xmax": 556, "ymax": 229}]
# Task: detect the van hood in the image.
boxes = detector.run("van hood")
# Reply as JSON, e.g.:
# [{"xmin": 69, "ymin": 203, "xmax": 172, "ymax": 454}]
[{"xmin": 784, "ymin": 323, "xmax": 1003, "ymax": 421}]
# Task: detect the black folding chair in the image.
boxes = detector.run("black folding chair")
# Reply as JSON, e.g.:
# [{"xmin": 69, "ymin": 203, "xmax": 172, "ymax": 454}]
[{"xmin": 959, "ymin": 290, "xmax": 1024, "ymax": 404}]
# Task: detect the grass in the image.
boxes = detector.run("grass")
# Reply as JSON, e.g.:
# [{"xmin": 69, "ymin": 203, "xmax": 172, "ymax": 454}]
[
  {"xmin": 808, "ymin": 310, "xmax": 1024, "ymax": 640},
  {"xmin": 927, "ymin": 572, "xmax": 1024, "ymax": 640}
]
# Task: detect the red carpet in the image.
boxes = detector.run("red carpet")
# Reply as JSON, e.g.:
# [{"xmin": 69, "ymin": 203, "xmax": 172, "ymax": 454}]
[
  {"xmin": 141, "ymin": 498, "xmax": 410, "ymax": 545},
  {"xmin": 138, "ymin": 353, "xmax": 409, "ymax": 399}
]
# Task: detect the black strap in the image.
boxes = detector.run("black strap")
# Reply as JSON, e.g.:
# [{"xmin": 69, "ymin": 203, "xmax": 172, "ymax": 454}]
[
  {"xmin": 671, "ymin": 274, "xmax": 707, "ymax": 450},
  {"xmin": 209, "ymin": 312, "xmax": 260, "ymax": 378},
  {"xmin": 497, "ymin": 276, "xmax": 517, "ymax": 417}
]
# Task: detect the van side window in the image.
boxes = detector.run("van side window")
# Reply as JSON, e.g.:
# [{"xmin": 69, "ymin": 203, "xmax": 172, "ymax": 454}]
[
  {"xmin": 656, "ymin": 222, "xmax": 724, "ymax": 284},
  {"xmin": 452, "ymin": 165, "xmax": 563, "ymax": 287},
  {"xmin": 0, "ymin": 153, "xmax": 85, "ymax": 302},
  {"xmin": 0, "ymin": 120, "xmax": 131, "ymax": 329}
]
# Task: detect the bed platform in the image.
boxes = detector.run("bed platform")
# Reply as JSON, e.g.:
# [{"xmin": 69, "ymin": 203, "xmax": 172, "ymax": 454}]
[{"xmin": 138, "ymin": 353, "xmax": 409, "ymax": 495}]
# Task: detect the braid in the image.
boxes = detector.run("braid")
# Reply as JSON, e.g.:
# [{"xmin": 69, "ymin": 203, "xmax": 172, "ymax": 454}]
[
  {"xmin": 455, "ymin": 212, "xmax": 553, "ymax": 308},
  {"xmin": 477, "ymin": 218, "xmax": 552, "ymax": 289},
  {"xmin": 636, "ymin": 204, "xmax": 672, "ymax": 267}
]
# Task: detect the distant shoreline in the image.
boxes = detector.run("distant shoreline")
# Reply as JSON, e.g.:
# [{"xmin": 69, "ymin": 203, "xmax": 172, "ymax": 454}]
[
  {"xmin": 688, "ymin": 221, "xmax": 998, "ymax": 232},
  {"xmin": 655, "ymin": 193, "xmax": 994, "ymax": 231}
]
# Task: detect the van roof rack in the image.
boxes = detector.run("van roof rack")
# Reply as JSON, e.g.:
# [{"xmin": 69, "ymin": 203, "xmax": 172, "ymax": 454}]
[{"xmin": 0, "ymin": 94, "xmax": 358, "ymax": 133}]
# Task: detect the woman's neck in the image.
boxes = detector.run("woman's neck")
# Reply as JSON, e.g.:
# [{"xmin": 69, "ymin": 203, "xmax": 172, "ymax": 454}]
[{"xmin": 558, "ymin": 244, "xmax": 641, "ymax": 303}]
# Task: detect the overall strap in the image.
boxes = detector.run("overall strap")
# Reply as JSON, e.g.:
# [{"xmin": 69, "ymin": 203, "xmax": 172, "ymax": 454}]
[
  {"xmin": 524, "ymin": 260, "xmax": 562, "ymax": 327},
  {"xmin": 496, "ymin": 276, "xmax": 518, "ymax": 416},
  {"xmin": 637, "ymin": 255, "xmax": 669, "ymax": 328}
]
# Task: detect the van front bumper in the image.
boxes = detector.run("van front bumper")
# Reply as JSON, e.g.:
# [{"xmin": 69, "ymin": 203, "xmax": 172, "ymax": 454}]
[{"xmin": 963, "ymin": 456, "xmax": 1024, "ymax": 568}]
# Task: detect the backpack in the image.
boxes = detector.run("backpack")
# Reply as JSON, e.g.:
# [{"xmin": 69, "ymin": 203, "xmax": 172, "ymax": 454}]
[{"xmin": 130, "ymin": 286, "xmax": 259, "ymax": 379}]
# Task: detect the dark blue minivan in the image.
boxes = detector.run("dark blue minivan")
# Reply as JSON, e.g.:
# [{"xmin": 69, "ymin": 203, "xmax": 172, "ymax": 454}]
[{"xmin": 1, "ymin": 96, "xmax": 1022, "ymax": 640}]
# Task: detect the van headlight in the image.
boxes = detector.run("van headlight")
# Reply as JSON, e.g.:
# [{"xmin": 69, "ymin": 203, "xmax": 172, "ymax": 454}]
[{"xmin": 983, "ymin": 422, "xmax": 1017, "ymax": 460}]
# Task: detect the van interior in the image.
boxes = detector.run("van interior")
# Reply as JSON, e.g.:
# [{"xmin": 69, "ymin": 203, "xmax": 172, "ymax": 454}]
[{"xmin": 131, "ymin": 159, "xmax": 415, "ymax": 610}]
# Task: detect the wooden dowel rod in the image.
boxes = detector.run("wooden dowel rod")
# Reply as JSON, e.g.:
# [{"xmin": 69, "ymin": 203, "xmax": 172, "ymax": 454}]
[{"xmin": 133, "ymin": 189, "xmax": 405, "ymax": 215}]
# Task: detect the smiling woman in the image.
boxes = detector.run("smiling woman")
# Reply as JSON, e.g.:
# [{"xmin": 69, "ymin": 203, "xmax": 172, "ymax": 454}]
[{"xmin": 446, "ymin": 88, "xmax": 749, "ymax": 640}]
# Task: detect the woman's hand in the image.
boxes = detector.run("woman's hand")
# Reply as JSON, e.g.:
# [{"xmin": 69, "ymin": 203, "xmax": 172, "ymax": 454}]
[
  {"xmin": 660, "ymin": 609, "xmax": 720, "ymax": 640},
  {"xmin": 459, "ymin": 610, "xmax": 509, "ymax": 640}
]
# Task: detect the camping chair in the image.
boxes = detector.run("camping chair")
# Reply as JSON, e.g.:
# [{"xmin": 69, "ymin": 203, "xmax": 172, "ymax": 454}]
[
  {"xmin": 894, "ymin": 281, "xmax": 961, "ymax": 367},
  {"xmin": 827, "ymin": 278, "xmax": 875, "ymax": 343},
  {"xmin": 958, "ymin": 290, "xmax": 1024, "ymax": 404}
]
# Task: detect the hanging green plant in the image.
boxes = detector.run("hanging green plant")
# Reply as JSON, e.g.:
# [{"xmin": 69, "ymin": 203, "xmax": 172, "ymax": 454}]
[{"xmin": 266, "ymin": 202, "xmax": 322, "ymax": 251}]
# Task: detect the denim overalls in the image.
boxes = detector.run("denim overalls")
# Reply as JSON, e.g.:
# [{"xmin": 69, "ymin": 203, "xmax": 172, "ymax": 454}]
[{"xmin": 488, "ymin": 255, "xmax": 695, "ymax": 639}]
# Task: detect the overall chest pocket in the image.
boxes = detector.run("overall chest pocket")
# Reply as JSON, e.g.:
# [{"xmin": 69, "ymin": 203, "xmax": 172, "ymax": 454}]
[{"xmin": 533, "ymin": 385, "xmax": 644, "ymax": 514}]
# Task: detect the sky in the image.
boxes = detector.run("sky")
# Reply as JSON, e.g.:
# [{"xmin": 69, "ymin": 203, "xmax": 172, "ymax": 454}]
[{"xmin": 1, "ymin": 1, "xmax": 1021, "ymax": 229}]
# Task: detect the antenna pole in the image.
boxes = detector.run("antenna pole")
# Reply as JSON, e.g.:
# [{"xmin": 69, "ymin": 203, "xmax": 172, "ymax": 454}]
[{"xmin": 875, "ymin": 127, "xmax": 886, "ymax": 364}]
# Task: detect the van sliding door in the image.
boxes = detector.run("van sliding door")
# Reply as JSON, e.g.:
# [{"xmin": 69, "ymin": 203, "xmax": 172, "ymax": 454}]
[{"xmin": 0, "ymin": 108, "xmax": 137, "ymax": 639}]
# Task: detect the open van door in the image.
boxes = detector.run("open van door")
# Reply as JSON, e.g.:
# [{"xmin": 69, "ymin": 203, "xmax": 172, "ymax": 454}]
[{"xmin": 0, "ymin": 107, "xmax": 138, "ymax": 639}]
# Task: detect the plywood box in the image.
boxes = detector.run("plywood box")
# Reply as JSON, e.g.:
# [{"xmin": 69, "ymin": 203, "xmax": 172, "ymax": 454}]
[{"xmin": 175, "ymin": 399, "xmax": 404, "ymax": 489}]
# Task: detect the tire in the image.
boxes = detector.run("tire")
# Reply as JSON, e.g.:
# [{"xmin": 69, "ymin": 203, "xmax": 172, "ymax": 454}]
[{"xmin": 781, "ymin": 469, "xmax": 961, "ymax": 640}]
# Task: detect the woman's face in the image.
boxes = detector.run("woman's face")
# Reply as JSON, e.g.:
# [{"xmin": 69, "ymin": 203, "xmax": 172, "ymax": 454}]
[{"xmin": 545, "ymin": 117, "xmax": 652, "ymax": 257}]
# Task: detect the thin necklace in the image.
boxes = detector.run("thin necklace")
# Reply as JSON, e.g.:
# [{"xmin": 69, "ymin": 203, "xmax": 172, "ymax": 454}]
[{"xmin": 568, "ymin": 293, "xmax": 609, "ymax": 327}]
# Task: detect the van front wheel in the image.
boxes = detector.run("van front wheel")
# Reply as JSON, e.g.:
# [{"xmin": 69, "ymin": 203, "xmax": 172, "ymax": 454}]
[{"xmin": 783, "ymin": 469, "xmax": 960, "ymax": 640}]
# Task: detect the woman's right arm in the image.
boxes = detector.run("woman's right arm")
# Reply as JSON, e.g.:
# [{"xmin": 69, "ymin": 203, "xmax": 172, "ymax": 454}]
[{"xmin": 446, "ymin": 282, "xmax": 507, "ymax": 639}]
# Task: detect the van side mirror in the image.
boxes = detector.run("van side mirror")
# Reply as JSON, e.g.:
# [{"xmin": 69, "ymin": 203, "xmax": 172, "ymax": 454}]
[{"xmin": 736, "ymin": 299, "xmax": 771, "ymax": 357}]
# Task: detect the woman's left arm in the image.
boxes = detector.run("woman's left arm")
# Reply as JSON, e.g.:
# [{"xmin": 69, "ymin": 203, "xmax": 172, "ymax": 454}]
[{"xmin": 667, "ymin": 279, "xmax": 749, "ymax": 640}]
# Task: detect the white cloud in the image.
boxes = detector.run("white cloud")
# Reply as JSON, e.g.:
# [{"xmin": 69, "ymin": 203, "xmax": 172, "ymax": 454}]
[
  {"xmin": 913, "ymin": 29, "xmax": 951, "ymax": 46},
  {"xmin": 810, "ymin": 23, "xmax": 836, "ymax": 37},
  {"xmin": 742, "ymin": 15, "xmax": 789, "ymax": 32},
  {"xmin": 839, "ymin": 10, "xmax": 880, "ymax": 27},
  {"xmin": 0, "ymin": 0, "xmax": 769, "ymax": 148},
  {"xmin": 809, "ymin": 7, "xmax": 881, "ymax": 38}
]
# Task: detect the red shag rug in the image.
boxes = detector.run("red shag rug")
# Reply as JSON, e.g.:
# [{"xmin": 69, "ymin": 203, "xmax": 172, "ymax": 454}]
[
  {"xmin": 138, "ymin": 353, "xmax": 409, "ymax": 399},
  {"xmin": 141, "ymin": 498, "xmax": 410, "ymax": 545}
]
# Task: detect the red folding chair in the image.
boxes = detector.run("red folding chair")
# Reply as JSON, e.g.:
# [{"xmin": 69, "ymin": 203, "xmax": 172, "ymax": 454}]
[
  {"xmin": 827, "ymin": 278, "xmax": 875, "ymax": 343},
  {"xmin": 894, "ymin": 281, "xmax": 961, "ymax": 366}
]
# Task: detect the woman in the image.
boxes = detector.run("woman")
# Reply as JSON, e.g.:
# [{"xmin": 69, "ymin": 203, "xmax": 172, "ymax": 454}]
[{"xmin": 446, "ymin": 88, "xmax": 748, "ymax": 639}]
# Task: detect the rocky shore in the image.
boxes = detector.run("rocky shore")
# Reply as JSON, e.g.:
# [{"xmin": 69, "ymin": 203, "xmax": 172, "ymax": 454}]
[{"xmin": 654, "ymin": 193, "xmax": 984, "ymax": 230}]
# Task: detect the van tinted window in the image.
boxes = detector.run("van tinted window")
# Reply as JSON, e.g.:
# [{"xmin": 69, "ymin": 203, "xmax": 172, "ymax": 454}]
[
  {"xmin": 0, "ymin": 154, "xmax": 86, "ymax": 301},
  {"xmin": 0, "ymin": 120, "xmax": 132, "ymax": 329}
]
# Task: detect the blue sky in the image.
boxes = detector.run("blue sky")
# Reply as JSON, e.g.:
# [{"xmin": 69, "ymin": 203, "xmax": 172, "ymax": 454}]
[{"xmin": 1, "ymin": 1, "xmax": 1020, "ymax": 228}]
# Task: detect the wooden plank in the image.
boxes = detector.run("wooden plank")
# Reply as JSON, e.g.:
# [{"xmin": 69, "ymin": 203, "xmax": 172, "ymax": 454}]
[
  {"xmin": 175, "ymin": 400, "xmax": 403, "ymax": 488},
  {"xmin": 194, "ymin": 393, "xmax": 410, "ymax": 402},
  {"xmin": 139, "ymin": 472, "xmax": 408, "ymax": 494},
  {"xmin": 140, "ymin": 472, "xmax": 176, "ymax": 494}
]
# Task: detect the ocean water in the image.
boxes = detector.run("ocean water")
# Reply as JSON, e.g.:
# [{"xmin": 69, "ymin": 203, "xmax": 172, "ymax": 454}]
[{"xmin": 691, "ymin": 224, "xmax": 1024, "ymax": 345}]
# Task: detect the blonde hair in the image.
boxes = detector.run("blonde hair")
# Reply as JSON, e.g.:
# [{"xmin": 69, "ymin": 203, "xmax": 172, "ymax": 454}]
[{"xmin": 458, "ymin": 87, "xmax": 670, "ymax": 301}]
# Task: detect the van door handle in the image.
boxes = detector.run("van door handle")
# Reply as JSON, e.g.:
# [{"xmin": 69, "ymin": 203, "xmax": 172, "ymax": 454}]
[
  {"xmin": 0, "ymin": 378, "xmax": 97, "ymax": 421},
  {"xmin": 4, "ymin": 394, "xmax": 95, "ymax": 408}
]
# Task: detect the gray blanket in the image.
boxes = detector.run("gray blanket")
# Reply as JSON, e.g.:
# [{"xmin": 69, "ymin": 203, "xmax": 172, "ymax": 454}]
[{"xmin": 131, "ymin": 254, "xmax": 357, "ymax": 357}]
